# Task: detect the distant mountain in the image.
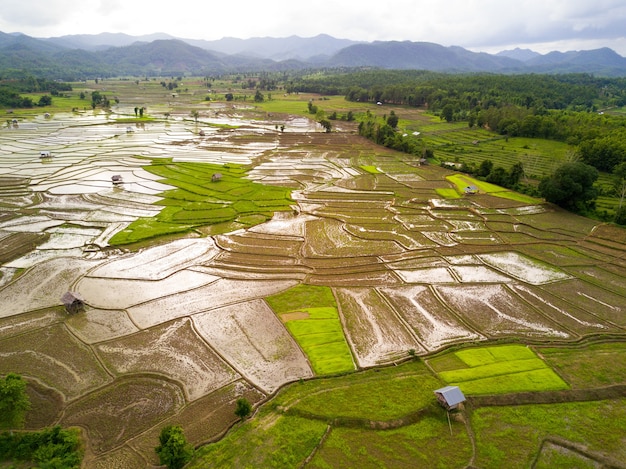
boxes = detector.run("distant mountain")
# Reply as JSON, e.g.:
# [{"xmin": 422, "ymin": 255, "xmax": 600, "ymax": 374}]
[
  {"xmin": 44, "ymin": 32, "xmax": 176, "ymax": 51},
  {"xmin": 326, "ymin": 41, "xmax": 524, "ymax": 72},
  {"xmin": 183, "ymin": 34, "xmax": 362, "ymax": 61},
  {"xmin": 1, "ymin": 31, "xmax": 626, "ymax": 79},
  {"xmin": 497, "ymin": 48, "xmax": 541, "ymax": 62},
  {"xmin": 44, "ymin": 32, "xmax": 360, "ymax": 61},
  {"xmin": 524, "ymin": 47, "xmax": 626, "ymax": 74}
]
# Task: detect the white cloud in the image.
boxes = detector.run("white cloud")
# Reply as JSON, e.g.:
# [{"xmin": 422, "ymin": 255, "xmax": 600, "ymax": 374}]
[{"xmin": 0, "ymin": 0, "xmax": 624, "ymax": 55}]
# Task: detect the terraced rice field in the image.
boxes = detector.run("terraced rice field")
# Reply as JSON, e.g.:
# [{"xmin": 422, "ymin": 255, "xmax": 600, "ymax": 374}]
[{"xmin": 0, "ymin": 86, "xmax": 625, "ymax": 468}]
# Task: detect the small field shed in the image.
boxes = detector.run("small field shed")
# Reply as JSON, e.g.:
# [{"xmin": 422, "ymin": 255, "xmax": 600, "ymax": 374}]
[
  {"xmin": 61, "ymin": 291, "xmax": 85, "ymax": 314},
  {"xmin": 434, "ymin": 385, "xmax": 466, "ymax": 410}
]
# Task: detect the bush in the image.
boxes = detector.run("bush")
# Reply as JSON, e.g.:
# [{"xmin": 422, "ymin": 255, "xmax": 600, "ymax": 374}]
[{"xmin": 235, "ymin": 398, "xmax": 252, "ymax": 420}]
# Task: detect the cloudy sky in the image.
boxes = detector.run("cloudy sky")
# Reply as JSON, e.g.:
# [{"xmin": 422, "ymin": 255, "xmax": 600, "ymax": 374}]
[{"xmin": 1, "ymin": 0, "xmax": 626, "ymax": 55}]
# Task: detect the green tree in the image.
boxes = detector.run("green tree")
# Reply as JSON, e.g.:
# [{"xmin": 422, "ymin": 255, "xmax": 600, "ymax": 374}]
[
  {"xmin": 441, "ymin": 104, "xmax": 454, "ymax": 123},
  {"xmin": 613, "ymin": 162, "xmax": 626, "ymax": 211},
  {"xmin": 155, "ymin": 425, "xmax": 193, "ymax": 469},
  {"xmin": 234, "ymin": 398, "xmax": 252, "ymax": 420},
  {"xmin": 539, "ymin": 162, "xmax": 599, "ymax": 212},
  {"xmin": 508, "ymin": 162, "xmax": 525, "ymax": 187},
  {"xmin": 190, "ymin": 110, "xmax": 200, "ymax": 122},
  {"xmin": 0, "ymin": 373, "xmax": 31, "ymax": 430},
  {"xmin": 37, "ymin": 95, "xmax": 52, "ymax": 106},
  {"xmin": 318, "ymin": 119, "xmax": 332, "ymax": 133},
  {"xmin": 254, "ymin": 90, "xmax": 264, "ymax": 103},
  {"xmin": 476, "ymin": 159, "xmax": 494, "ymax": 177},
  {"xmin": 387, "ymin": 110, "xmax": 399, "ymax": 129}
]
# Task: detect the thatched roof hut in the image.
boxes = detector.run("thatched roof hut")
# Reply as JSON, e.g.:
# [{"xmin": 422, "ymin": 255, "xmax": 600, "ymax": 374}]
[{"xmin": 61, "ymin": 291, "xmax": 84, "ymax": 314}]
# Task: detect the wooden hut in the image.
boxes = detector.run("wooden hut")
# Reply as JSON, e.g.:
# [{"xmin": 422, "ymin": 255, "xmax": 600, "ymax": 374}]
[
  {"xmin": 434, "ymin": 386, "xmax": 466, "ymax": 410},
  {"xmin": 61, "ymin": 291, "xmax": 84, "ymax": 314},
  {"xmin": 211, "ymin": 173, "xmax": 222, "ymax": 182},
  {"xmin": 111, "ymin": 175, "xmax": 123, "ymax": 185}
]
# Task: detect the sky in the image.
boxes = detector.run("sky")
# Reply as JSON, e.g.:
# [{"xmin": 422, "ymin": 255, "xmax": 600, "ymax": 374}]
[{"xmin": 1, "ymin": 0, "xmax": 626, "ymax": 56}]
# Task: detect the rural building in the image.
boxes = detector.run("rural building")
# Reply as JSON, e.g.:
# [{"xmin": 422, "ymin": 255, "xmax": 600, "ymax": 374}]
[
  {"xmin": 464, "ymin": 185, "xmax": 478, "ymax": 195},
  {"xmin": 434, "ymin": 385, "xmax": 466, "ymax": 410},
  {"xmin": 39, "ymin": 151, "xmax": 52, "ymax": 158},
  {"xmin": 61, "ymin": 291, "xmax": 85, "ymax": 314},
  {"xmin": 211, "ymin": 173, "xmax": 222, "ymax": 182},
  {"xmin": 111, "ymin": 175, "xmax": 123, "ymax": 185}
]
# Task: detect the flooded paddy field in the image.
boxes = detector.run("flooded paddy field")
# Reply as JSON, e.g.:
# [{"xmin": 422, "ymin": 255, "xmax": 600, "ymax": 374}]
[{"xmin": 1, "ymin": 98, "xmax": 625, "ymax": 468}]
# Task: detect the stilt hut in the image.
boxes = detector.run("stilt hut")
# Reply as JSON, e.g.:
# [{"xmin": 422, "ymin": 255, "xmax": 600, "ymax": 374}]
[{"xmin": 434, "ymin": 386, "xmax": 466, "ymax": 411}]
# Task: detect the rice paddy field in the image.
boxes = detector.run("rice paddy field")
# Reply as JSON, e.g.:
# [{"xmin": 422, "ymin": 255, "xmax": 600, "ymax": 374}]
[{"xmin": 0, "ymin": 78, "xmax": 625, "ymax": 468}]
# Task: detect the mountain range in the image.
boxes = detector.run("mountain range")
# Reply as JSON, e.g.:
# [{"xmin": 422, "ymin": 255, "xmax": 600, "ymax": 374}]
[{"xmin": 2, "ymin": 31, "xmax": 626, "ymax": 79}]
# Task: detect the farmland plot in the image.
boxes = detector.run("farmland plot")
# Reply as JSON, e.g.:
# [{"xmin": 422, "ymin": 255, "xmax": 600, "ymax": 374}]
[
  {"xmin": 435, "ymin": 285, "xmax": 572, "ymax": 339},
  {"xmin": 335, "ymin": 287, "xmax": 423, "ymax": 366},
  {"xmin": 1, "ymin": 96, "xmax": 625, "ymax": 468},
  {"xmin": 380, "ymin": 285, "xmax": 483, "ymax": 350},
  {"xmin": 193, "ymin": 299, "xmax": 313, "ymax": 393},
  {"xmin": 96, "ymin": 318, "xmax": 239, "ymax": 400}
]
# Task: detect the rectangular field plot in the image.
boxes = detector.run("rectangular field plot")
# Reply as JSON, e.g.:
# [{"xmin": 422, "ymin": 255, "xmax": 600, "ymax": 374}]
[
  {"xmin": 308, "ymin": 418, "xmax": 472, "ymax": 469},
  {"xmin": 96, "ymin": 318, "xmax": 239, "ymax": 401},
  {"xmin": 477, "ymin": 251, "xmax": 571, "ymax": 285},
  {"xmin": 0, "ymin": 323, "xmax": 111, "ymax": 399},
  {"xmin": 335, "ymin": 287, "xmax": 423, "ymax": 366},
  {"xmin": 282, "ymin": 307, "xmax": 355, "ymax": 375},
  {"xmin": 510, "ymin": 284, "xmax": 616, "ymax": 335},
  {"xmin": 563, "ymin": 265, "xmax": 626, "ymax": 297},
  {"xmin": 193, "ymin": 299, "xmax": 313, "ymax": 393},
  {"xmin": 303, "ymin": 218, "xmax": 404, "ymax": 257},
  {"xmin": 435, "ymin": 284, "xmax": 572, "ymax": 339},
  {"xmin": 541, "ymin": 279, "xmax": 626, "ymax": 326},
  {"xmin": 61, "ymin": 376, "xmax": 185, "ymax": 454},
  {"xmin": 380, "ymin": 285, "xmax": 482, "ymax": 351},
  {"xmin": 537, "ymin": 342, "xmax": 626, "ymax": 388},
  {"xmin": 266, "ymin": 284, "xmax": 355, "ymax": 375},
  {"xmin": 428, "ymin": 344, "xmax": 569, "ymax": 395},
  {"xmin": 128, "ymin": 278, "xmax": 296, "ymax": 328}
]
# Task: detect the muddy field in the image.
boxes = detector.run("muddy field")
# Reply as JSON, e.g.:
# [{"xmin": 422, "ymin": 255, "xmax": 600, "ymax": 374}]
[{"xmin": 0, "ymin": 92, "xmax": 625, "ymax": 468}]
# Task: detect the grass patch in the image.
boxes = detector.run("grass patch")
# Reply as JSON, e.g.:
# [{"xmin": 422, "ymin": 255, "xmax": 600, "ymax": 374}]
[
  {"xmin": 309, "ymin": 417, "xmax": 471, "ymax": 469},
  {"xmin": 537, "ymin": 342, "xmax": 626, "ymax": 388},
  {"xmin": 435, "ymin": 187, "xmax": 461, "ymax": 199},
  {"xmin": 290, "ymin": 367, "xmax": 442, "ymax": 421},
  {"xmin": 428, "ymin": 345, "xmax": 569, "ymax": 395},
  {"xmin": 473, "ymin": 400, "xmax": 626, "ymax": 468},
  {"xmin": 266, "ymin": 284, "xmax": 336, "ymax": 312},
  {"xmin": 187, "ymin": 415, "xmax": 328, "ymax": 469},
  {"xmin": 266, "ymin": 285, "xmax": 354, "ymax": 375},
  {"xmin": 108, "ymin": 160, "xmax": 293, "ymax": 245},
  {"xmin": 360, "ymin": 165, "xmax": 381, "ymax": 174}
]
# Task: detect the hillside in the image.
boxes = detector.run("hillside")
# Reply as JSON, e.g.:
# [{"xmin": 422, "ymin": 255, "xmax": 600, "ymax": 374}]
[{"xmin": 1, "ymin": 31, "xmax": 626, "ymax": 79}]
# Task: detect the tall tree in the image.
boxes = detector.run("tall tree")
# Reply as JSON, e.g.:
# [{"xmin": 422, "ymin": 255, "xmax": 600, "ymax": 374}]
[
  {"xmin": 539, "ymin": 162, "xmax": 598, "ymax": 212},
  {"xmin": 0, "ymin": 373, "xmax": 31, "ymax": 430},
  {"xmin": 155, "ymin": 425, "xmax": 194, "ymax": 469}
]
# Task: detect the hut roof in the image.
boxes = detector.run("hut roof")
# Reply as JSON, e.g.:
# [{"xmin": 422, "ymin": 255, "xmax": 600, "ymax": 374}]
[
  {"xmin": 434, "ymin": 386, "xmax": 466, "ymax": 407},
  {"xmin": 61, "ymin": 291, "xmax": 84, "ymax": 305}
]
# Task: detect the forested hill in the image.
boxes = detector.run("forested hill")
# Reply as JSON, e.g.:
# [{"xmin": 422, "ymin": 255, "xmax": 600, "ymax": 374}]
[{"xmin": 1, "ymin": 31, "xmax": 626, "ymax": 79}]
